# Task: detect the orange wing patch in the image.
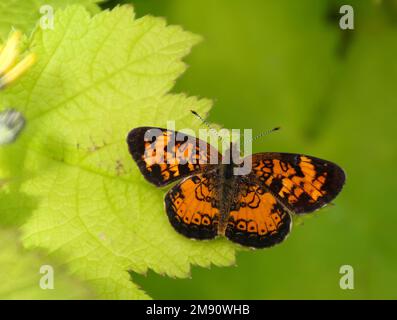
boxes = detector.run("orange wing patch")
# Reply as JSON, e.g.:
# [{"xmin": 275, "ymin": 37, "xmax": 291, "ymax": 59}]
[
  {"xmin": 164, "ymin": 174, "xmax": 219, "ymax": 239},
  {"xmin": 127, "ymin": 127, "xmax": 221, "ymax": 186},
  {"xmin": 250, "ymin": 153, "xmax": 345, "ymax": 214},
  {"xmin": 225, "ymin": 183, "xmax": 291, "ymax": 248}
]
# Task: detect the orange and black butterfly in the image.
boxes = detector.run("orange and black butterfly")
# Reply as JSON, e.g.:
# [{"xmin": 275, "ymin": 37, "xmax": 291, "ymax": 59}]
[{"xmin": 127, "ymin": 125, "xmax": 345, "ymax": 248}]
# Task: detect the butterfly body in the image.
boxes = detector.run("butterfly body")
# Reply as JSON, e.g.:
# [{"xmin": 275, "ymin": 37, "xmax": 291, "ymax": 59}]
[
  {"xmin": 216, "ymin": 143, "xmax": 241, "ymax": 235},
  {"xmin": 127, "ymin": 127, "xmax": 345, "ymax": 248}
]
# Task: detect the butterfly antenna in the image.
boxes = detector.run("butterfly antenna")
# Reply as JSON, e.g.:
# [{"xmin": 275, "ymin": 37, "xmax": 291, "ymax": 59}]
[
  {"xmin": 190, "ymin": 110, "xmax": 223, "ymax": 141},
  {"xmin": 245, "ymin": 126, "xmax": 281, "ymax": 145}
]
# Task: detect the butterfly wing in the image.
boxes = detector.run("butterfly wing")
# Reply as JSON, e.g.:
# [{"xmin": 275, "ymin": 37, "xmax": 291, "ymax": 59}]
[
  {"xmin": 226, "ymin": 182, "xmax": 291, "ymax": 248},
  {"xmin": 127, "ymin": 127, "xmax": 221, "ymax": 186},
  {"xmin": 247, "ymin": 153, "xmax": 345, "ymax": 214},
  {"xmin": 226, "ymin": 153, "xmax": 344, "ymax": 248},
  {"xmin": 164, "ymin": 173, "xmax": 219, "ymax": 239}
]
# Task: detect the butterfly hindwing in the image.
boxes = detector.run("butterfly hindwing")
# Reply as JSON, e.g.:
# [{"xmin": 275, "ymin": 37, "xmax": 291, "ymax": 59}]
[
  {"xmin": 127, "ymin": 127, "xmax": 221, "ymax": 187},
  {"xmin": 248, "ymin": 153, "xmax": 346, "ymax": 214},
  {"xmin": 226, "ymin": 182, "xmax": 291, "ymax": 248},
  {"xmin": 164, "ymin": 173, "xmax": 219, "ymax": 239}
]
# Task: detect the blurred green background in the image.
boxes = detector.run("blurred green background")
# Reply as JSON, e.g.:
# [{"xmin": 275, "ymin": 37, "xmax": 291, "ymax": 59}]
[{"xmin": 99, "ymin": 0, "xmax": 396, "ymax": 299}]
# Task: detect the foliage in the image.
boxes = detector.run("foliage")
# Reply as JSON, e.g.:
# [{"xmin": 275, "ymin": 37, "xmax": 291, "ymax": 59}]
[{"xmin": 0, "ymin": 3, "xmax": 235, "ymax": 299}]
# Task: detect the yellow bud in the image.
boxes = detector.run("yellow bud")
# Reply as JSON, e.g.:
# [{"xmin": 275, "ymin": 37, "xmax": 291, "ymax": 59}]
[
  {"xmin": 0, "ymin": 53, "xmax": 36, "ymax": 89},
  {"xmin": 0, "ymin": 31, "xmax": 36, "ymax": 89},
  {"xmin": 0, "ymin": 31, "xmax": 21, "ymax": 76}
]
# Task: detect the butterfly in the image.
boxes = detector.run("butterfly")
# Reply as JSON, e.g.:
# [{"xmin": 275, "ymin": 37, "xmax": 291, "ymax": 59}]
[{"xmin": 127, "ymin": 126, "xmax": 345, "ymax": 248}]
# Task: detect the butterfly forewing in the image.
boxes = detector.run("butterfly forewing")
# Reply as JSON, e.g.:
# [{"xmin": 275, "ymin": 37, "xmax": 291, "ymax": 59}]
[
  {"xmin": 127, "ymin": 127, "xmax": 221, "ymax": 187},
  {"xmin": 248, "ymin": 153, "xmax": 346, "ymax": 214}
]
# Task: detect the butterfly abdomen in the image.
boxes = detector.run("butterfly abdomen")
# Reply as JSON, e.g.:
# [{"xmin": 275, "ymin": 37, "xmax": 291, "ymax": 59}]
[{"xmin": 217, "ymin": 163, "xmax": 238, "ymax": 235}]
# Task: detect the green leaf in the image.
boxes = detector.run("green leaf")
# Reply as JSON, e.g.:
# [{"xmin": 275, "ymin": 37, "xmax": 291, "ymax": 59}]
[
  {"xmin": 0, "ymin": 228, "xmax": 94, "ymax": 299},
  {"xmin": 0, "ymin": 0, "xmax": 103, "ymax": 40},
  {"xmin": 0, "ymin": 5, "xmax": 236, "ymax": 299}
]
